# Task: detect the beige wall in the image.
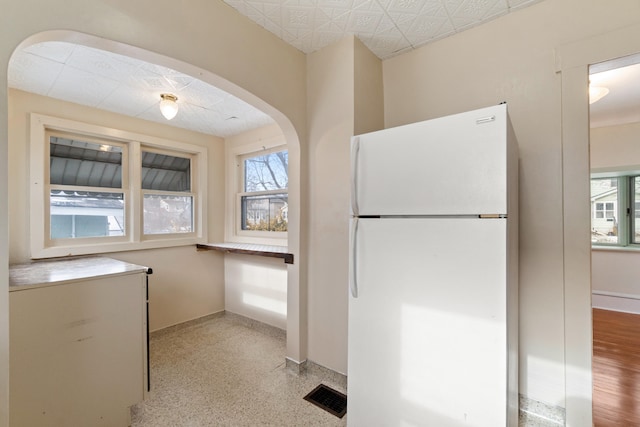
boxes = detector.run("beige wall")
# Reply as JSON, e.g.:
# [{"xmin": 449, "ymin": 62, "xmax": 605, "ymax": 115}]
[
  {"xmin": 382, "ymin": 0, "xmax": 640, "ymax": 414},
  {"xmin": 305, "ymin": 37, "xmax": 384, "ymax": 374},
  {"xmin": 354, "ymin": 38, "xmax": 385, "ymax": 136},
  {"xmin": 591, "ymin": 122, "xmax": 640, "ymax": 170},
  {"xmin": 306, "ymin": 37, "xmax": 355, "ymax": 374},
  {"xmin": 8, "ymin": 89, "xmax": 226, "ymax": 331}
]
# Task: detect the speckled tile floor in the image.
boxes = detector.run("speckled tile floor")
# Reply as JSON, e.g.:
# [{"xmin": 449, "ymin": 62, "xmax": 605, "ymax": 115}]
[
  {"xmin": 131, "ymin": 312, "xmax": 557, "ymax": 426},
  {"xmin": 131, "ymin": 313, "xmax": 347, "ymax": 427}
]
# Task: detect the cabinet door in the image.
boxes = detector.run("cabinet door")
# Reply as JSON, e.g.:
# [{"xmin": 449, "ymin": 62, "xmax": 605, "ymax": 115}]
[{"xmin": 10, "ymin": 273, "xmax": 146, "ymax": 427}]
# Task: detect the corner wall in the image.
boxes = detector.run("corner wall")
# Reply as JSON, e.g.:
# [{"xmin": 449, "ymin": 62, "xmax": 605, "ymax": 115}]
[{"xmin": 306, "ymin": 37, "xmax": 383, "ymax": 374}]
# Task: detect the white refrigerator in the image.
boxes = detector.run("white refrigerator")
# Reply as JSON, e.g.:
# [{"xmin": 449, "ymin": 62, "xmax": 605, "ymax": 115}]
[{"xmin": 347, "ymin": 104, "xmax": 518, "ymax": 427}]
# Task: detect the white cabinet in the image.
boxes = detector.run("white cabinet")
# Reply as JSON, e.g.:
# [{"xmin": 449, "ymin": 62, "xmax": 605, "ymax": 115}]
[{"xmin": 9, "ymin": 257, "xmax": 148, "ymax": 427}]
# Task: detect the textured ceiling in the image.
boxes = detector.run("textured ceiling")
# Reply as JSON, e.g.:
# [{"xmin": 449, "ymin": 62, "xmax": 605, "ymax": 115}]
[
  {"xmin": 8, "ymin": 42, "xmax": 275, "ymax": 138},
  {"xmin": 223, "ymin": 0, "xmax": 543, "ymax": 59},
  {"xmin": 8, "ymin": 0, "xmax": 637, "ymax": 138}
]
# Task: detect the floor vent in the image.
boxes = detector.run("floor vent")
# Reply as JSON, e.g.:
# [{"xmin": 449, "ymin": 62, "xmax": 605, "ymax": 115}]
[{"xmin": 303, "ymin": 384, "xmax": 347, "ymax": 418}]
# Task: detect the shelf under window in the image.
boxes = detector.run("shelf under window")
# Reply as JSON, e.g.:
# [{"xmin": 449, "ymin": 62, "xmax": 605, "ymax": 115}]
[{"xmin": 196, "ymin": 243, "xmax": 293, "ymax": 264}]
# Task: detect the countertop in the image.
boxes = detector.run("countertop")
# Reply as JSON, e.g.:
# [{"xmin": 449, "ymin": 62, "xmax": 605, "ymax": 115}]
[
  {"xmin": 196, "ymin": 243, "xmax": 294, "ymax": 264},
  {"xmin": 9, "ymin": 256, "xmax": 150, "ymax": 292}
]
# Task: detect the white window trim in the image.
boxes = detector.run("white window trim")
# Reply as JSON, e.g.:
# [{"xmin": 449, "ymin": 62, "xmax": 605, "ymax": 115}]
[
  {"xmin": 225, "ymin": 136, "xmax": 287, "ymax": 246},
  {"xmin": 30, "ymin": 113, "xmax": 207, "ymax": 259},
  {"xmin": 591, "ymin": 173, "xmax": 638, "ymax": 248},
  {"xmin": 140, "ymin": 145, "xmax": 198, "ymax": 240}
]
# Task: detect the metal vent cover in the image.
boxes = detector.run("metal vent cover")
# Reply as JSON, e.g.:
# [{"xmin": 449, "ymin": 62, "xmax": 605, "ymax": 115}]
[{"xmin": 303, "ymin": 384, "xmax": 347, "ymax": 419}]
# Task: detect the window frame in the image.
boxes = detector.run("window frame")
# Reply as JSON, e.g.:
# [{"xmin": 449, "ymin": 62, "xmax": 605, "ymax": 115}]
[
  {"xmin": 224, "ymin": 135, "xmax": 288, "ymax": 246},
  {"xmin": 237, "ymin": 146, "xmax": 288, "ymax": 238},
  {"xmin": 140, "ymin": 146, "xmax": 197, "ymax": 239},
  {"xmin": 46, "ymin": 129, "xmax": 130, "ymax": 246},
  {"xmin": 30, "ymin": 113, "xmax": 207, "ymax": 259},
  {"xmin": 591, "ymin": 172, "xmax": 637, "ymax": 249}
]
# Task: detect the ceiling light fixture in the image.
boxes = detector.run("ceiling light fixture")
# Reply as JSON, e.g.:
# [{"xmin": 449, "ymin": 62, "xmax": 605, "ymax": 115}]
[
  {"xmin": 589, "ymin": 86, "xmax": 610, "ymax": 104},
  {"xmin": 159, "ymin": 93, "xmax": 179, "ymax": 120}
]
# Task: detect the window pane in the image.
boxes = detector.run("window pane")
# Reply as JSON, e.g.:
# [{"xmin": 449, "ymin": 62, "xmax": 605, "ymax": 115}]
[
  {"xmin": 50, "ymin": 190, "xmax": 124, "ymax": 239},
  {"xmin": 634, "ymin": 177, "xmax": 640, "ymax": 244},
  {"xmin": 241, "ymin": 193, "xmax": 288, "ymax": 231},
  {"xmin": 50, "ymin": 136, "xmax": 122, "ymax": 188},
  {"xmin": 591, "ymin": 178, "xmax": 618, "ymax": 244},
  {"xmin": 142, "ymin": 151, "xmax": 191, "ymax": 192},
  {"xmin": 143, "ymin": 194, "xmax": 193, "ymax": 234},
  {"xmin": 244, "ymin": 150, "xmax": 288, "ymax": 192}
]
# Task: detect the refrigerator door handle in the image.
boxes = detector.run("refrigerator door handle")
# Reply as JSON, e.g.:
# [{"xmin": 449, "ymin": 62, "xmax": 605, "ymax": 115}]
[
  {"xmin": 350, "ymin": 137, "xmax": 360, "ymax": 217},
  {"xmin": 349, "ymin": 217, "xmax": 359, "ymax": 298}
]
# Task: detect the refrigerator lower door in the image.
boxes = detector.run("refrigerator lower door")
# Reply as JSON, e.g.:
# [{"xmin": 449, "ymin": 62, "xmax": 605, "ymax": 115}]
[{"xmin": 348, "ymin": 217, "xmax": 513, "ymax": 427}]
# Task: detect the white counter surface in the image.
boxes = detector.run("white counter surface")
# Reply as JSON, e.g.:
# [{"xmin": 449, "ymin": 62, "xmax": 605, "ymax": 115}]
[{"xmin": 9, "ymin": 256, "xmax": 149, "ymax": 291}]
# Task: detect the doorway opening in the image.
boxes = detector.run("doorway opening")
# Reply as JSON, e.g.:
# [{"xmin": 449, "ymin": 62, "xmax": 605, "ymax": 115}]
[
  {"xmin": 589, "ymin": 52, "xmax": 640, "ymax": 425},
  {"xmin": 7, "ymin": 30, "xmax": 304, "ymax": 373}
]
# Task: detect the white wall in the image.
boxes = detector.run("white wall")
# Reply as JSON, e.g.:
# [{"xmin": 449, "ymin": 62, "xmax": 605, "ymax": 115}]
[
  {"xmin": 591, "ymin": 122, "xmax": 640, "ymax": 307},
  {"xmin": 592, "ymin": 250, "xmax": 640, "ymax": 295},
  {"xmin": 225, "ymin": 254, "xmax": 287, "ymax": 329},
  {"xmin": 8, "ymin": 89, "xmax": 226, "ymax": 331},
  {"xmin": 382, "ymin": 0, "xmax": 640, "ymax": 413}
]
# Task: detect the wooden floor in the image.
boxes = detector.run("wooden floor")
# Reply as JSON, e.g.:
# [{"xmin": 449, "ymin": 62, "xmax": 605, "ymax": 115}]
[{"xmin": 593, "ymin": 308, "xmax": 640, "ymax": 426}]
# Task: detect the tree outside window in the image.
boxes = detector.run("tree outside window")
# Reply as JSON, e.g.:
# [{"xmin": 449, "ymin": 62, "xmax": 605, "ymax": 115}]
[{"xmin": 241, "ymin": 149, "xmax": 288, "ymax": 232}]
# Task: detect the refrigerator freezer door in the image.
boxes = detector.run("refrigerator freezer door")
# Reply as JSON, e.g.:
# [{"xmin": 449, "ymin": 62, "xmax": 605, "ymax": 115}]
[
  {"xmin": 352, "ymin": 104, "xmax": 509, "ymax": 216},
  {"xmin": 348, "ymin": 217, "xmax": 510, "ymax": 426}
]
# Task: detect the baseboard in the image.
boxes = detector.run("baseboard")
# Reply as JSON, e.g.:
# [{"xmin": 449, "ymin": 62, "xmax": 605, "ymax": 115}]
[
  {"xmin": 223, "ymin": 311, "xmax": 286, "ymax": 339},
  {"xmin": 305, "ymin": 361, "xmax": 347, "ymax": 388},
  {"xmin": 285, "ymin": 358, "xmax": 307, "ymax": 374},
  {"xmin": 150, "ymin": 310, "xmax": 286, "ymax": 339},
  {"xmin": 592, "ymin": 290, "xmax": 640, "ymax": 314},
  {"xmin": 519, "ymin": 395, "xmax": 565, "ymax": 426},
  {"xmin": 150, "ymin": 310, "xmax": 225, "ymax": 337}
]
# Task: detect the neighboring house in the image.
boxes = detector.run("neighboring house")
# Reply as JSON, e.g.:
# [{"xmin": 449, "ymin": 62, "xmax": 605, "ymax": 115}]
[
  {"xmin": 591, "ymin": 180, "xmax": 618, "ymax": 242},
  {"xmin": 50, "ymin": 190, "xmax": 125, "ymax": 238}
]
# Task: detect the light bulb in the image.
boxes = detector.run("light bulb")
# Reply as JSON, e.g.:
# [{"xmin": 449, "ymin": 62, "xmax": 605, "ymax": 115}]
[{"xmin": 159, "ymin": 93, "xmax": 179, "ymax": 120}]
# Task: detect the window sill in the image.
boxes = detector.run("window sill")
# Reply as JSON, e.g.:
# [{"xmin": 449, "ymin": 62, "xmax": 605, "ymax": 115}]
[
  {"xmin": 32, "ymin": 236, "xmax": 205, "ymax": 260},
  {"xmin": 196, "ymin": 243, "xmax": 293, "ymax": 264},
  {"xmin": 592, "ymin": 245, "xmax": 640, "ymax": 253}
]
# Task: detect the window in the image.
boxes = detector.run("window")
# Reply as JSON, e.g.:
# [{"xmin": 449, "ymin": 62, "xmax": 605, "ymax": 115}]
[
  {"xmin": 633, "ymin": 177, "xmax": 640, "ymax": 244},
  {"xmin": 142, "ymin": 149, "xmax": 194, "ymax": 235},
  {"xmin": 31, "ymin": 114, "xmax": 207, "ymax": 258},
  {"xmin": 239, "ymin": 148, "xmax": 288, "ymax": 234},
  {"xmin": 591, "ymin": 175, "xmax": 640, "ymax": 247},
  {"xmin": 48, "ymin": 133, "xmax": 126, "ymax": 240}
]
